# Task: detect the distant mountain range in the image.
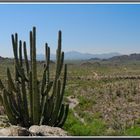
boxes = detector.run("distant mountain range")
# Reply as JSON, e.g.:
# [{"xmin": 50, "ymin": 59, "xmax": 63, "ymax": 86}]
[
  {"xmin": 88, "ymin": 53, "xmax": 140, "ymax": 63},
  {"xmin": 106, "ymin": 53, "xmax": 140, "ymax": 62},
  {"xmin": 37, "ymin": 51, "xmax": 121, "ymax": 60},
  {"xmin": 1, "ymin": 52, "xmax": 140, "ymax": 64}
]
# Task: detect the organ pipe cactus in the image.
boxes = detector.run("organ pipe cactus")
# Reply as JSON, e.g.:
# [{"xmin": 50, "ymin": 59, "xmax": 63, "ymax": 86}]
[{"xmin": 0, "ymin": 27, "xmax": 69, "ymax": 127}]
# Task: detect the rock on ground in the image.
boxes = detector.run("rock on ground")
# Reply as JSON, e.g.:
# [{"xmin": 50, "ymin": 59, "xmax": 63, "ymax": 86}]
[
  {"xmin": 0, "ymin": 125, "xmax": 31, "ymax": 136},
  {"xmin": 29, "ymin": 125, "xmax": 68, "ymax": 136},
  {"xmin": 0, "ymin": 125, "xmax": 68, "ymax": 136}
]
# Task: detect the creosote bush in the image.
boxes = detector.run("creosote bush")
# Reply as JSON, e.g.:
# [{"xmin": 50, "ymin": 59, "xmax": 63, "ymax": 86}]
[{"xmin": 0, "ymin": 27, "xmax": 69, "ymax": 128}]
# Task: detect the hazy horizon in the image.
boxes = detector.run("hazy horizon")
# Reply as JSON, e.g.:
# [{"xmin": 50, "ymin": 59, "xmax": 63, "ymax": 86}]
[
  {"xmin": 0, "ymin": 4, "xmax": 140, "ymax": 57},
  {"xmin": 4, "ymin": 49, "xmax": 138, "ymax": 60}
]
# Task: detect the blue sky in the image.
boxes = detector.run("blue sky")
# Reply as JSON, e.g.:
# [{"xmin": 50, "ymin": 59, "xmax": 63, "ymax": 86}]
[{"xmin": 0, "ymin": 4, "xmax": 140, "ymax": 57}]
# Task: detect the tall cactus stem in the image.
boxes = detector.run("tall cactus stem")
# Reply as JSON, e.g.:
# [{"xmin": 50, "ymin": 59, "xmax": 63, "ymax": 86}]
[
  {"xmin": 32, "ymin": 27, "xmax": 40, "ymax": 124},
  {"xmin": 23, "ymin": 41, "xmax": 29, "ymax": 75},
  {"xmin": 19, "ymin": 40, "xmax": 23, "ymax": 67}
]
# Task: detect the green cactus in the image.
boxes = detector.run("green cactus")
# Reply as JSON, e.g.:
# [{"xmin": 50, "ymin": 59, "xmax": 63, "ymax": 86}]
[{"xmin": 0, "ymin": 27, "xmax": 69, "ymax": 128}]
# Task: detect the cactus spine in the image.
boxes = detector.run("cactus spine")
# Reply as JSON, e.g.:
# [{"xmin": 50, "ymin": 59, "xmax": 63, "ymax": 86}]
[{"xmin": 0, "ymin": 27, "xmax": 69, "ymax": 127}]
